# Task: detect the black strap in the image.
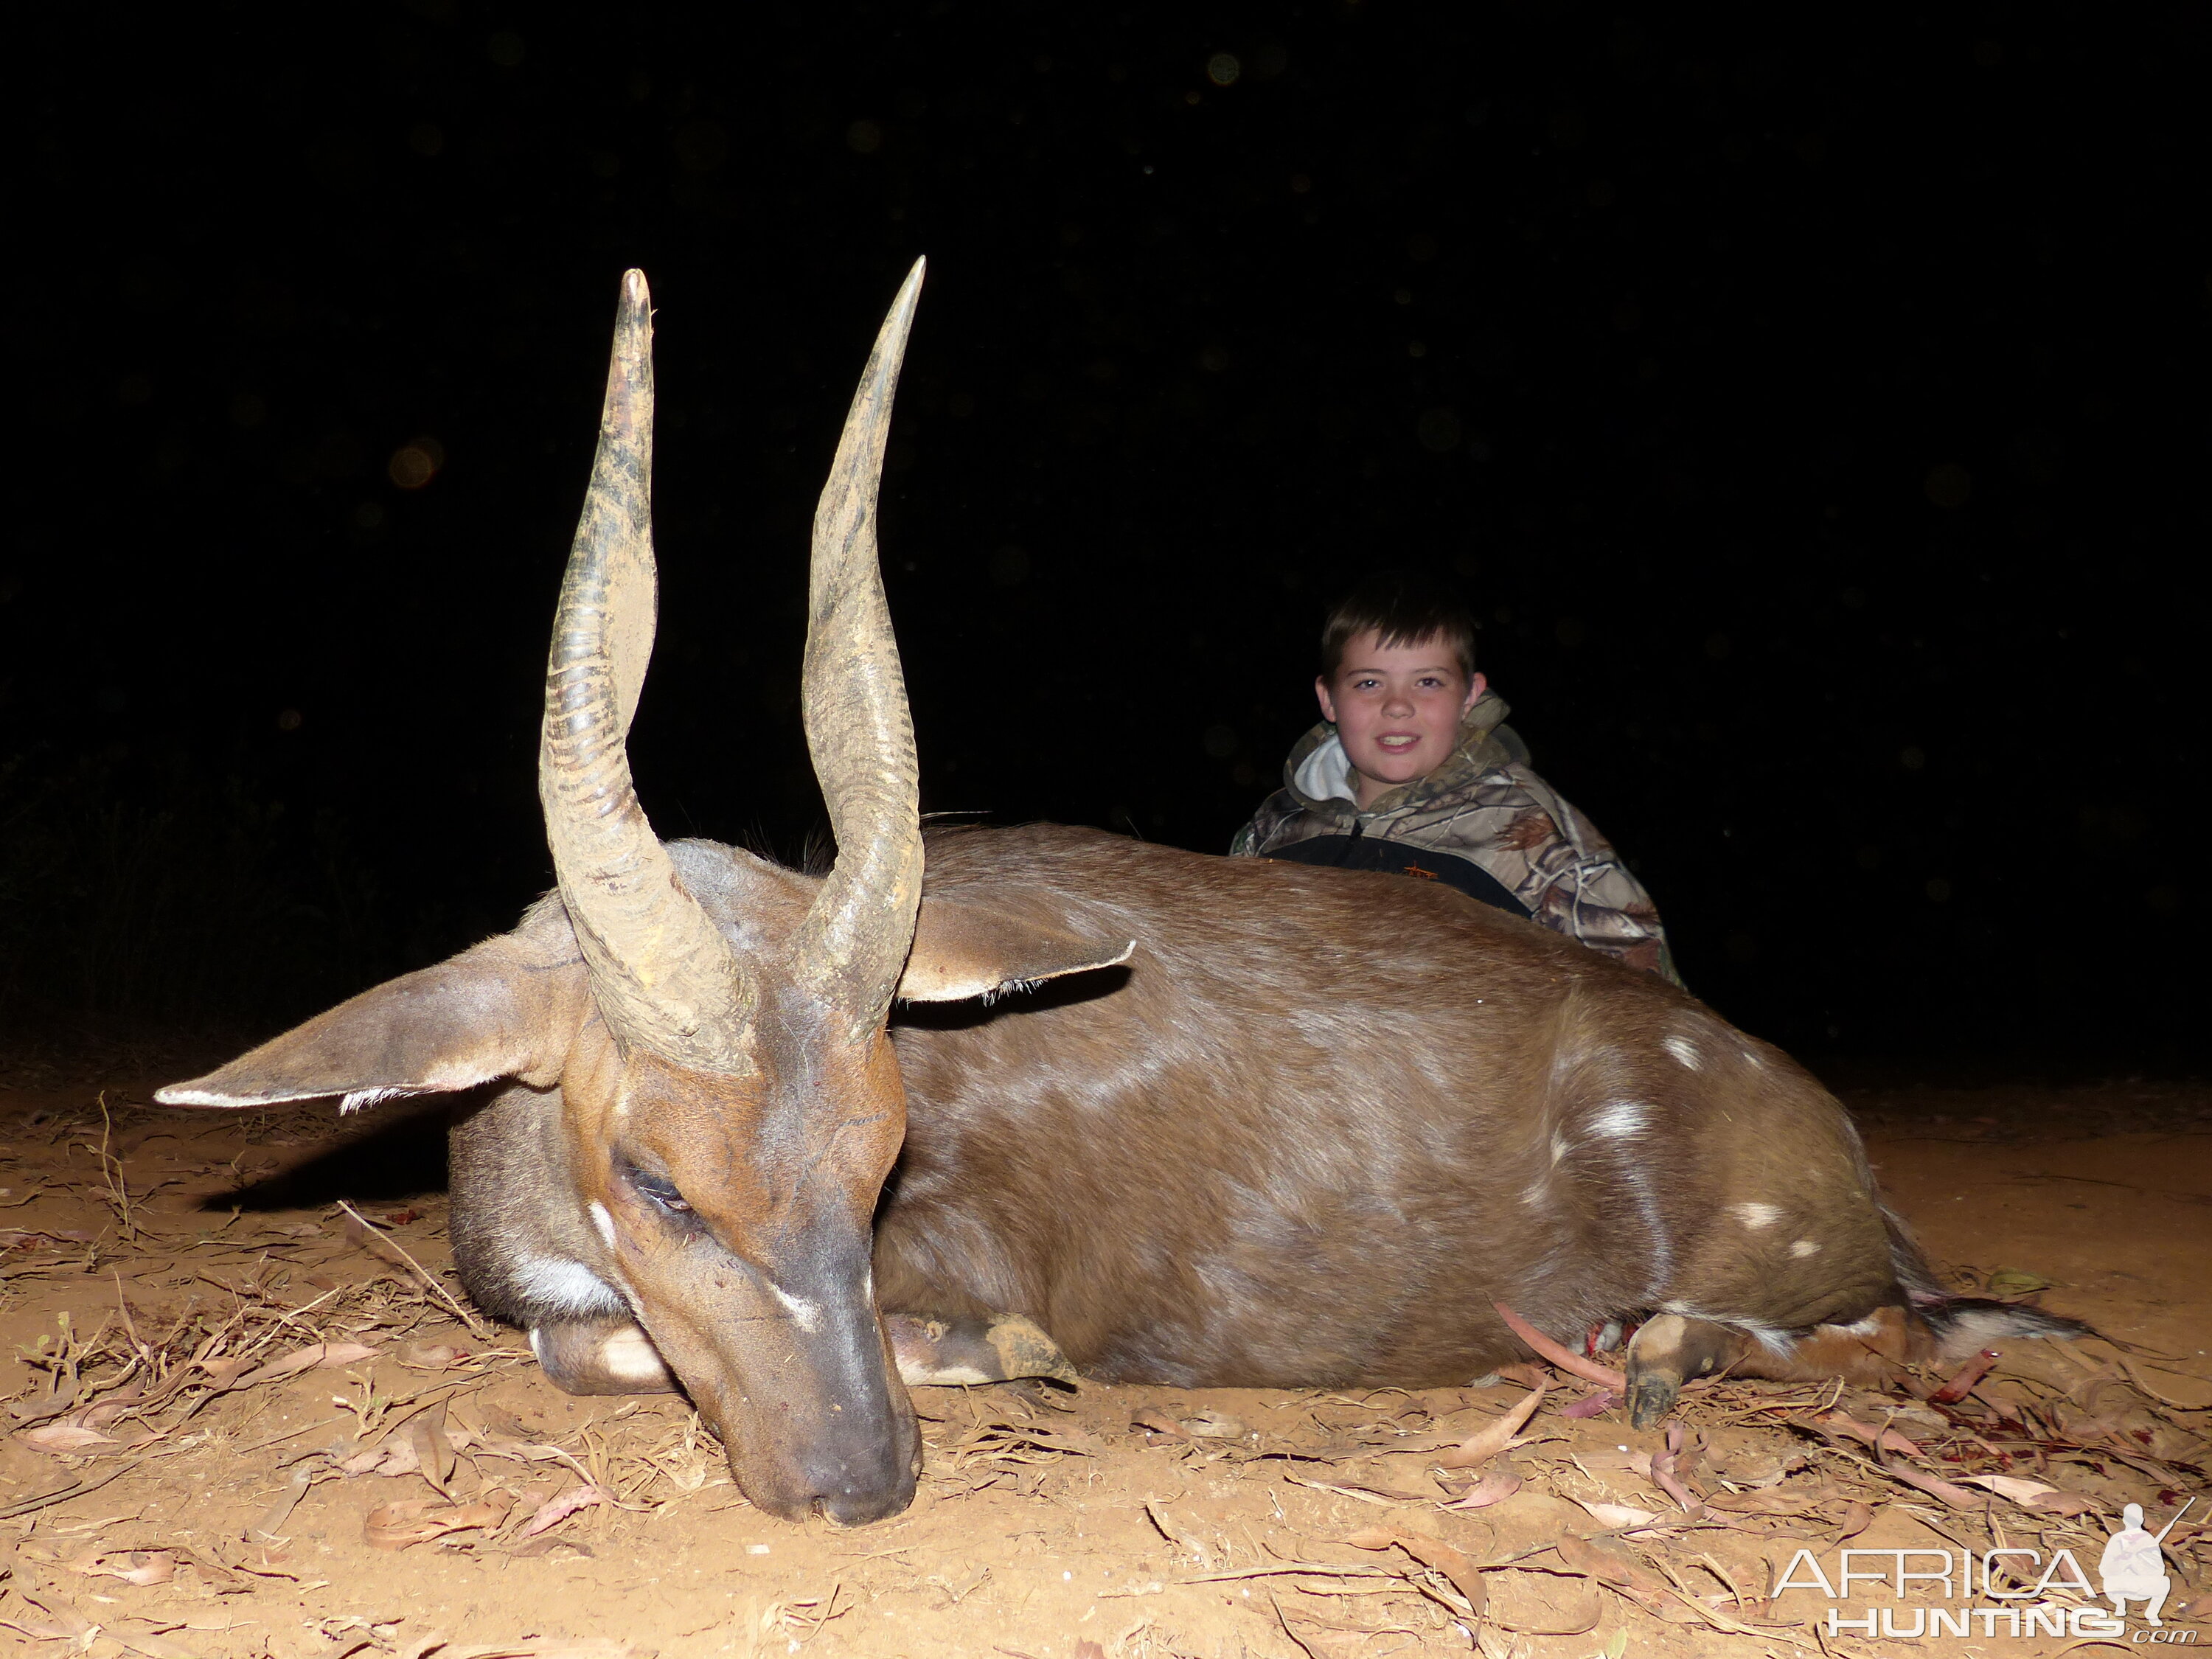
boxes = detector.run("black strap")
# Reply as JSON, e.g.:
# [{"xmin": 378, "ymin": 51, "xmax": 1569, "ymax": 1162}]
[{"xmin": 1266, "ymin": 833, "xmax": 1533, "ymax": 919}]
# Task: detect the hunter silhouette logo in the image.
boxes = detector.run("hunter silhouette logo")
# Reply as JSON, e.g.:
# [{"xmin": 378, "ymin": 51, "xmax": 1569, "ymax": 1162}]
[{"xmin": 2103, "ymin": 1499, "xmax": 2194, "ymax": 1627}]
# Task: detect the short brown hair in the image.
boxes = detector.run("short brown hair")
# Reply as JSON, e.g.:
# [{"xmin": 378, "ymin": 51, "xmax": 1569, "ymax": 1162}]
[{"xmin": 1319, "ymin": 571, "xmax": 1479, "ymax": 682}]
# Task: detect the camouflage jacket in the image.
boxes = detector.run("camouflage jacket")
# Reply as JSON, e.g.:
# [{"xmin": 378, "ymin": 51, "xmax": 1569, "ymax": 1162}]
[{"xmin": 1229, "ymin": 689, "xmax": 1681, "ymax": 982}]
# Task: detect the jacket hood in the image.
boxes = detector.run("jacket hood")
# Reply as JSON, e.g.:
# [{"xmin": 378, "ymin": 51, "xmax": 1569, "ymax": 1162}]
[{"xmin": 1283, "ymin": 687, "xmax": 1525, "ymax": 815}]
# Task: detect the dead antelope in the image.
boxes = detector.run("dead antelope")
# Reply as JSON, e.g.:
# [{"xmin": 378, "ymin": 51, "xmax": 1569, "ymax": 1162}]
[{"xmin": 160, "ymin": 263, "xmax": 2081, "ymax": 1524}]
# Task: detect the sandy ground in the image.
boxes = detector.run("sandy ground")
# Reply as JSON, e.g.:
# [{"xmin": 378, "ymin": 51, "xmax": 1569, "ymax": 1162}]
[{"xmin": 1, "ymin": 1071, "xmax": 2207, "ymax": 1659}]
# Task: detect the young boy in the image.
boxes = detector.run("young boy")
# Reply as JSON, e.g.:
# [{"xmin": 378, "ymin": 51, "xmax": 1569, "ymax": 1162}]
[{"xmin": 1231, "ymin": 573, "xmax": 1680, "ymax": 982}]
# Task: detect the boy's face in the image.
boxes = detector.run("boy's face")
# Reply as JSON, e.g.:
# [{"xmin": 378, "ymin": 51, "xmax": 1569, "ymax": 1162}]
[{"xmin": 1315, "ymin": 630, "xmax": 1486, "ymax": 807}]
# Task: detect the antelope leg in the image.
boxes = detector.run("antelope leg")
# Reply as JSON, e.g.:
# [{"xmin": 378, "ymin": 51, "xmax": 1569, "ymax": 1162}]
[
  {"xmin": 885, "ymin": 1312, "xmax": 1079, "ymax": 1387},
  {"xmin": 529, "ymin": 1318, "xmax": 679, "ymax": 1396},
  {"xmin": 1622, "ymin": 1312, "xmax": 1749, "ymax": 1428}
]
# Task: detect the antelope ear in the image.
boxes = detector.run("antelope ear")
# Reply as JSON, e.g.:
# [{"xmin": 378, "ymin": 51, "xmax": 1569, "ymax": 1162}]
[
  {"xmin": 155, "ymin": 939, "xmax": 587, "ymax": 1113},
  {"xmin": 897, "ymin": 895, "xmax": 1134, "ymax": 1004}
]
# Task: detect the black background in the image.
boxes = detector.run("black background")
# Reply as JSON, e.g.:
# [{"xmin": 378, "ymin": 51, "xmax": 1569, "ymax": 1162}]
[{"xmin": 7, "ymin": 4, "xmax": 2206, "ymax": 1068}]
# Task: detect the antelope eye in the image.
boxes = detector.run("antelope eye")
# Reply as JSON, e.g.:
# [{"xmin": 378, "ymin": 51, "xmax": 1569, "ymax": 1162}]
[{"xmin": 624, "ymin": 1164, "xmax": 692, "ymax": 1214}]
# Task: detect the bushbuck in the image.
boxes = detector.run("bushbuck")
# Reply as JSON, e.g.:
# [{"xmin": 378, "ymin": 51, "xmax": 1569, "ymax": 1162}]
[{"xmin": 161, "ymin": 262, "xmax": 2081, "ymax": 1525}]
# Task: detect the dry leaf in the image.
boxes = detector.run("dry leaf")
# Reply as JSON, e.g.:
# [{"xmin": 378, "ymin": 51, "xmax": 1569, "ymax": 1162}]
[
  {"xmin": 231, "ymin": 1547, "xmax": 305, "ymax": 1579},
  {"xmin": 521, "ymin": 1484, "xmax": 608, "ymax": 1537},
  {"xmin": 231, "ymin": 1341, "xmax": 378, "ymax": 1390},
  {"xmin": 344, "ymin": 1225, "xmax": 416, "ymax": 1273},
  {"xmin": 1649, "ymin": 1422, "xmax": 1705, "ymax": 1514},
  {"xmin": 1554, "ymin": 1531, "xmax": 1674, "ymax": 1600},
  {"xmin": 364, "ymin": 1492, "xmax": 514, "ymax": 1551},
  {"xmin": 409, "ymin": 1402, "xmax": 455, "ymax": 1498},
  {"xmin": 1559, "ymin": 1391, "xmax": 1618, "ymax": 1419},
  {"xmin": 1180, "ymin": 1410, "xmax": 1245, "ymax": 1439},
  {"xmin": 1572, "ymin": 1500, "xmax": 1667, "ymax": 1531},
  {"xmin": 1129, "ymin": 1407, "xmax": 1189, "ymax": 1439},
  {"xmin": 1284, "ymin": 1470, "xmax": 1439, "ymax": 1506},
  {"xmin": 1485, "ymin": 1568, "xmax": 1604, "ymax": 1635},
  {"xmin": 108, "ymin": 1629, "xmax": 201, "ymax": 1659},
  {"xmin": 0, "ymin": 1610, "xmax": 78, "ymax": 1644},
  {"xmin": 6, "ymin": 1589, "xmax": 93, "ymax": 1641},
  {"xmin": 175, "ymin": 1545, "xmax": 250, "ymax": 1590},
  {"xmin": 1344, "ymin": 1526, "xmax": 1486, "ymax": 1614},
  {"xmin": 1436, "ymin": 1383, "xmax": 1545, "ymax": 1470},
  {"xmin": 76, "ymin": 1388, "xmax": 147, "ymax": 1432},
  {"xmin": 1709, "ymin": 1446, "xmax": 1796, "ymax": 1488},
  {"xmin": 1829, "ymin": 1501, "xmax": 1875, "ymax": 1542},
  {"xmin": 340, "ymin": 1436, "xmax": 420, "ymax": 1479},
  {"xmin": 1955, "ymin": 1474, "xmax": 2101, "ymax": 1516},
  {"xmin": 79, "ymin": 1550, "xmax": 176, "ymax": 1587},
  {"xmin": 1704, "ymin": 1482, "xmax": 1845, "ymax": 1516},
  {"xmin": 472, "ymin": 1436, "xmax": 594, "ymax": 1481},
  {"xmin": 1490, "ymin": 1361, "xmax": 1551, "ymax": 1391},
  {"xmin": 1803, "ymin": 1408, "xmax": 1921, "ymax": 1457},
  {"xmin": 1574, "ymin": 1447, "xmax": 1653, "ymax": 1479},
  {"xmin": 1443, "ymin": 1467, "xmax": 1521, "ymax": 1510},
  {"xmin": 17, "ymin": 1422, "xmax": 119, "ymax": 1454},
  {"xmin": 395, "ymin": 1340, "xmax": 470, "ymax": 1371},
  {"xmin": 1877, "ymin": 1450, "xmax": 1983, "ymax": 1511}
]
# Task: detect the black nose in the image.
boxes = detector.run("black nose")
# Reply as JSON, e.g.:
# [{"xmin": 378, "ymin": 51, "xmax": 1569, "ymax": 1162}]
[
  {"xmin": 814, "ymin": 1479, "xmax": 912, "ymax": 1527},
  {"xmin": 801, "ymin": 1421, "xmax": 919, "ymax": 1526}
]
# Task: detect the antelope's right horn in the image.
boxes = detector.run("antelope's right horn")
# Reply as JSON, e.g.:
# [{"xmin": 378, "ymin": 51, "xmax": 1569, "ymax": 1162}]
[{"xmin": 540, "ymin": 269, "xmax": 755, "ymax": 1074}]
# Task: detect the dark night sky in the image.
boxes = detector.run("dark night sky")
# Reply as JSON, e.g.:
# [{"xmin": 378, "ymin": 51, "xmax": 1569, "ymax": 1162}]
[{"xmin": 7, "ymin": 4, "xmax": 2207, "ymax": 1066}]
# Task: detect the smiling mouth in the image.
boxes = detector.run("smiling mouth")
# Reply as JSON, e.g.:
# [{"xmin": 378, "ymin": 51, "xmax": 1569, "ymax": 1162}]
[{"xmin": 1376, "ymin": 734, "xmax": 1420, "ymax": 752}]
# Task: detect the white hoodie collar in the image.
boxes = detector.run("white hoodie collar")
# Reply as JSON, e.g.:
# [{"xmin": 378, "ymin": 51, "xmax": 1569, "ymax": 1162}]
[{"xmin": 1292, "ymin": 732, "xmax": 1360, "ymax": 804}]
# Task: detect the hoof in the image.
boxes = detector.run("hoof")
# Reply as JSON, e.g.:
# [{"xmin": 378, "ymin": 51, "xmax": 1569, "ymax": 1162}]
[
  {"xmin": 1625, "ymin": 1373, "xmax": 1680, "ymax": 1429},
  {"xmin": 887, "ymin": 1311, "xmax": 1078, "ymax": 1386},
  {"xmin": 982, "ymin": 1312, "xmax": 1080, "ymax": 1385}
]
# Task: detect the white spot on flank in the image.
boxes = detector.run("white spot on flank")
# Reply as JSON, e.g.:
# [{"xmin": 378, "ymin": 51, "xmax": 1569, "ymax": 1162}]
[
  {"xmin": 1731, "ymin": 1201, "xmax": 1781, "ymax": 1230},
  {"xmin": 1549, "ymin": 1132, "xmax": 1571, "ymax": 1166},
  {"xmin": 1520, "ymin": 1177, "xmax": 1548, "ymax": 1208},
  {"xmin": 1588, "ymin": 1100, "xmax": 1648, "ymax": 1139},
  {"xmin": 1661, "ymin": 1035, "xmax": 1700, "ymax": 1070},
  {"xmin": 1838, "ymin": 1313, "xmax": 1884, "ymax": 1336},
  {"xmin": 772, "ymin": 1284, "xmax": 823, "ymax": 1334},
  {"xmin": 1790, "ymin": 1238, "xmax": 1820, "ymax": 1258},
  {"xmin": 588, "ymin": 1200, "xmax": 617, "ymax": 1248}
]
